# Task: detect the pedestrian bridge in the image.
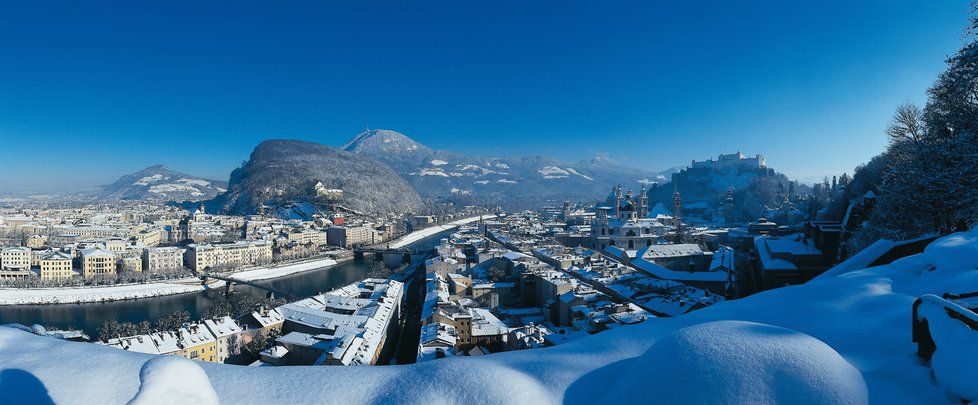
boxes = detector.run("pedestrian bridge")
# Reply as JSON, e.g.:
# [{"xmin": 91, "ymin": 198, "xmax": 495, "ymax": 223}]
[
  {"xmin": 352, "ymin": 247, "xmax": 437, "ymax": 263},
  {"xmin": 196, "ymin": 272, "xmax": 298, "ymax": 300}
]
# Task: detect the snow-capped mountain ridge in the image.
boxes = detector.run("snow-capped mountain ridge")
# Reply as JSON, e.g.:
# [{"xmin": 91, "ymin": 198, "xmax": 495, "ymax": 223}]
[{"xmin": 341, "ymin": 129, "xmax": 671, "ymax": 208}]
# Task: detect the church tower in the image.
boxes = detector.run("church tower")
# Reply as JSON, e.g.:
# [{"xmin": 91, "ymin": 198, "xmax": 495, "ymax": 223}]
[
  {"xmin": 614, "ymin": 185, "xmax": 623, "ymax": 217},
  {"xmin": 724, "ymin": 188, "xmax": 735, "ymax": 224},
  {"xmin": 672, "ymin": 185, "xmax": 682, "ymax": 227},
  {"xmin": 595, "ymin": 208, "xmax": 609, "ymax": 240},
  {"xmin": 193, "ymin": 204, "xmax": 206, "ymax": 222},
  {"xmin": 562, "ymin": 201, "xmax": 571, "ymax": 222},
  {"xmin": 638, "ymin": 184, "xmax": 649, "ymax": 218}
]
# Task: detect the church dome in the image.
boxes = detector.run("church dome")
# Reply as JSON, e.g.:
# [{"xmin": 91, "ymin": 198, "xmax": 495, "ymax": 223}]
[{"xmin": 620, "ymin": 200, "xmax": 636, "ymax": 211}]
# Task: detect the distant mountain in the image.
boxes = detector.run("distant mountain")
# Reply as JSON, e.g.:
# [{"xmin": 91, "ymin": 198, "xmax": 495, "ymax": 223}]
[
  {"xmin": 341, "ymin": 129, "xmax": 672, "ymax": 208},
  {"xmin": 93, "ymin": 165, "xmax": 227, "ymax": 202},
  {"xmin": 209, "ymin": 139, "xmax": 424, "ymax": 216}
]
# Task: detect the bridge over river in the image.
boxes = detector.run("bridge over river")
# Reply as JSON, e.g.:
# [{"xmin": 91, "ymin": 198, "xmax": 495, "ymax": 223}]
[
  {"xmin": 195, "ymin": 272, "xmax": 299, "ymax": 300},
  {"xmin": 352, "ymin": 246, "xmax": 437, "ymax": 264}
]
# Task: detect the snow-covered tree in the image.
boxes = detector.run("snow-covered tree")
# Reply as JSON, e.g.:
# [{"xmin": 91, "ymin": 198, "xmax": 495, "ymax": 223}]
[{"xmin": 862, "ymin": 8, "xmax": 978, "ymax": 241}]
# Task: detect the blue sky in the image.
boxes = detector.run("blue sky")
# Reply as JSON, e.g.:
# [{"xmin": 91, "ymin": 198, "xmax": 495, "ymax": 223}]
[{"xmin": 0, "ymin": 1, "xmax": 969, "ymax": 192}]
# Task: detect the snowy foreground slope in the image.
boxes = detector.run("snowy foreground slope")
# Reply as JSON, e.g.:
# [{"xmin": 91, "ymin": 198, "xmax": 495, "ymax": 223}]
[{"xmin": 3, "ymin": 230, "xmax": 978, "ymax": 404}]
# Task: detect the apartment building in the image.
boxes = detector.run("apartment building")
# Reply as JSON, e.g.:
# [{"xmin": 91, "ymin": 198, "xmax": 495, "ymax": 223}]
[
  {"xmin": 39, "ymin": 251, "xmax": 74, "ymax": 281},
  {"xmin": 80, "ymin": 247, "xmax": 117, "ymax": 278},
  {"xmin": 185, "ymin": 241, "xmax": 273, "ymax": 271},
  {"xmin": 142, "ymin": 246, "xmax": 186, "ymax": 272}
]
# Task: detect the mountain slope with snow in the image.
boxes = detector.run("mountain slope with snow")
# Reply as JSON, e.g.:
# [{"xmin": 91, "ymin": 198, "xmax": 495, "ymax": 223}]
[
  {"xmin": 4, "ymin": 229, "xmax": 978, "ymax": 404},
  {"xmin": 209, "ymin": 139, "xmax": 424, "ymax": 216},
  {"xmin": 90, "ymin": 165, "xmax": 227, "ymax": 202}
]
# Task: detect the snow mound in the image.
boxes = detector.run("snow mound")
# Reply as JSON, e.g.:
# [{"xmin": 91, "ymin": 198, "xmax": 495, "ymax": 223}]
[
  {"xmin": 605, "ymin": 321, "xmax": 868, "ymax": 405},
  {"xmin": 128, "ymin": 356, "xmax": 218, "ymax": 405},
  {"xmin": 921, "ymin": 227, "xmax": 978, "ymax": 273}
]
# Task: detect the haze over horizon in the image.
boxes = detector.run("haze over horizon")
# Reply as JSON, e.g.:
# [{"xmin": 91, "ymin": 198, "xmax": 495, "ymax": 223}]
[{"xmin": 0, "ymin": 1, "xmax": 969, "ymax": 192}]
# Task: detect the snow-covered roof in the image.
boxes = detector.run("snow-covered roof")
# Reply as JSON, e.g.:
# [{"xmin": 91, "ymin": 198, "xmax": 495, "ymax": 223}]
[
  {"xmin": 631, "ymin": 258, "xmax": 729, "ymax": 283},
  {"xmin": 203, "ymin": 316, "xmax": 242, "ymax": 339},
  {"xmin": 638, "ymin": 244, "xmax": 704, "ymax": 260}
]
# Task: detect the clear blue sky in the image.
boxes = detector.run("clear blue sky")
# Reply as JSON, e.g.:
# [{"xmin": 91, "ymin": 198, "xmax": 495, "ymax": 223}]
[{"xmin": 0, "ymin": 1, "xmax": 969, "ymax": 192}]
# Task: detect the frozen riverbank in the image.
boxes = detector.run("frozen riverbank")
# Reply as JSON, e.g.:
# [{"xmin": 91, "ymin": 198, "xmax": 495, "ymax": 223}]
[
  {"xmin": 0, "ymin": 257, "xmax": 339, "ymax": 306},
  {"xmin": 220, "ymin": 257, "xmax": 339, "ymax": 282}
]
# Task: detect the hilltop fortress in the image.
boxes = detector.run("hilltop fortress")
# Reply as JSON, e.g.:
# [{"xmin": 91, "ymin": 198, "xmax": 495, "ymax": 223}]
[{"xmin": 691, "ymin": 152, "xmax": 766, "ymax": 171}]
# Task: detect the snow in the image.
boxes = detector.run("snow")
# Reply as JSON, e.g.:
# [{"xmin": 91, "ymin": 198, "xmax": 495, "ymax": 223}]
[
  {"xmin": 3, "ymin": 229, "xmax": 978, "ymax": 403},
  {"xmin": 564, "ymin": 167, "xmax": 593, "ymax": 181},
  {"xmin": 917, "ymin": 297, "xmax": 978, "ymax": 401},
  {"xmin": 458, "ymin": 165, "xmax": 496, "ymax": 175},
  {"xmin": 631, "ymin": 259, "xmax": 729, "ymax": 282},
  {"xmin": 0, "ymin": 282, "xmax": 205, "ymax": 305},
  {"xmin": 225, "ymin": 258, "xmax": 337, "ymax": 282},
  {"xmin": 496, "ymin": 179, "xmax": 517, "ymax": 184},
  {"xmin": 429, "ymin": 159, "xmax": 448, "ymax": 166},
  {"xmin": 538, "ymin": 166, "xmax": 570, "ymax": 178},
  {"xmin": 415, "ymin": 168, "xmax": 449, "ymax": 177},
  {"xmin": 148, "ymin": 183, "xmax": 203, "ymax": 195},
  {"xmin": 389, "ymin": 216, "xmax": 496, "ymax": 249},
  {"xmin": 603, "ymin": 321, "xmax": 867, "ymax": 404},
  {"xmin": 129, "ymin": 356, "xmax": 218, "ymax": 405},
  {"xmin": 175, "ymin": 178, "xmax": 211, "ymax": 187},
  {"xmin": 133, "ymin": 174, "xmax": 164, "ymax": 185},
  {"xmin": 819, "ymin": 239, "xmax": 896, "ymax": 279}
]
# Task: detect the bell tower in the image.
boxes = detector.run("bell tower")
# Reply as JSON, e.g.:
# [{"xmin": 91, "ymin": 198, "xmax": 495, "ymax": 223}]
[
  {"xmin": 672, "ymin": 185, "xmax": 682, "ymax": 227},
  {"xmin": 595, "ymin": 208, "xmax": 609, "ymax": 240},
  {"xmin": 725, "ymin": 188, "xmax": 735, "ymax": 224},
  {"xmin": 672, "ymin": 185, "xmax": 684, "ymax": 243},
  {"xmin": 614, "ymin": 185, "xmax": 623, "ymax": 218},
  {"xmin": 639, "ymin": 184, "xmax": 649, "ymax": 218}
]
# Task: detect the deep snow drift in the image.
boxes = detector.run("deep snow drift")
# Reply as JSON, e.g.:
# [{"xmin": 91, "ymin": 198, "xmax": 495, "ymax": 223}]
[{"xmin": 2, "ymin": 229, "xmax": 978, "ymax": 404}]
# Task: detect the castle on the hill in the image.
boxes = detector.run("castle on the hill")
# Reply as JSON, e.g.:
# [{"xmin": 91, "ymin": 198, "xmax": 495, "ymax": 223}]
[{"xmin": 691, "ymin": 152, "xmax": 765, "ymax": 170}]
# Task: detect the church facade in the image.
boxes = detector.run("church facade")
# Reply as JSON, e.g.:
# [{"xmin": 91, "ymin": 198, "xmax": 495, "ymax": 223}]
[{"xmin": 590, "ymin": 185, "xmax": 670, "ymax": 251}]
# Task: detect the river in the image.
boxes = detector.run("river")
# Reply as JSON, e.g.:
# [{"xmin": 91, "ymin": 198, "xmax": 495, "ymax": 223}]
[{"xmin": 0, "ymin": 230, "xmax": 450, "ymax": 339}]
